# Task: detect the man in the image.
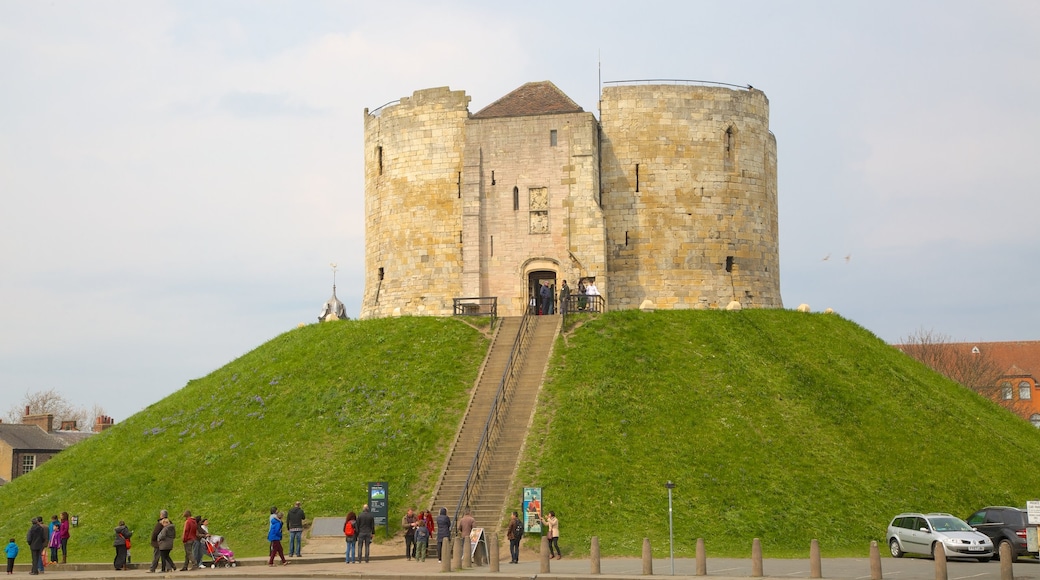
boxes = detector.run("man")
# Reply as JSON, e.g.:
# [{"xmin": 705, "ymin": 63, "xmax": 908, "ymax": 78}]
[
  {"xmin": 355, "ymin": 504, "xmax": 376, "ymax": 563},
  {"xmin": 148, "ymin": 509, "xmax": 168, "ymax": 573},
  {"xmin": 180, "ymin": 510, "xmax": 197, "ymax": 571},
  {"xmin": 26, "ymin": 518, "xmax": 46, "ymax": 575},
  {"xmin": 458, "ymin": 510, "xmax": 475, "ymax": 540},
  {"xmin": 402, "ymin": 508, "xmax": 417, "ymax": 560},
  {"xmin": 506, "ymin": 511, "xmax": 523, "ymax": 564},
  {"xmin": 560, "ymin": 280, "xmax": 570, "ymax": 314},
  {"xmin": 539, "ymin": 282, "xmax": 551, "ymax": 315},
  {"xmin": 286, "ymin": 502, "xmax": 306, "ymax": 558}
]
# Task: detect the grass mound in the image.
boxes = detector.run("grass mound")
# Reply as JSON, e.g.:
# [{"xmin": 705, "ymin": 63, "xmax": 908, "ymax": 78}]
[
  {"xmin": 517, "ymin": 309, "xmax": 1040, "ymax": 557},
  {"xmin": 0, "ymin": 317, "xmax": 487, "ymax": 561}
]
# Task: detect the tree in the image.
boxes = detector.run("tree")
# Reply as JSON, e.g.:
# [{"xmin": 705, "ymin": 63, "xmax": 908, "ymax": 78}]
[{"xmin": 4, "ymin": 388, "xmax": 104, "ymax": 431}]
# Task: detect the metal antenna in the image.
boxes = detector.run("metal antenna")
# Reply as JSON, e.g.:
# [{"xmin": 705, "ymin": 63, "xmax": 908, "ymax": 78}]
[{"xmin": 330, "ymin": 262, "xmax": 338, "ymax": 290}]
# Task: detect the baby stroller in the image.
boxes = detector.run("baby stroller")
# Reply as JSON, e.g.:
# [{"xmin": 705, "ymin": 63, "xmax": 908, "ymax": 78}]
[{"xmin": 202, "ymin": 535, "xmax": 237, "ymax": 568}]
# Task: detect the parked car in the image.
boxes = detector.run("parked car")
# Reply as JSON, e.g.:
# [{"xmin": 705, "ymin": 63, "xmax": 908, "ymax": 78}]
[
  {"xmin": 887, "ymin": 513, "xmax": 994, "ymax": 561},
  {"xmin": 965, "ymin": 506, "xmax": 1037, "ymax": 560}
]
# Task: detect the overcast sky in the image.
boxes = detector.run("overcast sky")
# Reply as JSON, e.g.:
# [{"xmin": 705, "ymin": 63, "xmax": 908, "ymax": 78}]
[{"xmin": 2, "ymin": 0, "xmax": 1038, "ymax": 421}]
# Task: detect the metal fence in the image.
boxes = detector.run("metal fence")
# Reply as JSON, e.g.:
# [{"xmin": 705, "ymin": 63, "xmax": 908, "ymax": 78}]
[{"xmin": 453, "ymin": 297, "xmax": 498, "ymax": 321}]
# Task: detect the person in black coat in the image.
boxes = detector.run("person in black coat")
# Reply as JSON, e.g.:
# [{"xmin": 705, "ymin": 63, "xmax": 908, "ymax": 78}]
[
  {"xmin": 26, "ymin": 518, "xmax": 47, "ymax": 575},
  {"xmin": 435, "ymin": 507, "xmax": 451, "ymax": 562},
  {"xmin": 355, "ymin": 505, "xmax": 375, "ymax": 564}
]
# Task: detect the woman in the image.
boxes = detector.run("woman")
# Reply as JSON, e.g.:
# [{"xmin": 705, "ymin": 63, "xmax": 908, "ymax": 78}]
[
  {"xmin": 267, "ymin": 510, "xmax": 287, "ymax": 566},
  {"xmin": 545, "ymin": 511, "xmax": 561, "ymax": 559},
  {"xmin": 343, "ymin": 511, "xmax": 357, "ymax": 564},
  {"xmin": 157, "ymin": 518, "xmax": 176, "ymax": 573},
  {"xmin": 113, "ymin": 520, "xmax": 132, "ymax": 570},
  {"xmin": 58, "ymin": 512, "xmax": 70, "ymax": 564},
  {"xmin": 434, "ymin": 508, "xmax": 451, "ymax": 563}
]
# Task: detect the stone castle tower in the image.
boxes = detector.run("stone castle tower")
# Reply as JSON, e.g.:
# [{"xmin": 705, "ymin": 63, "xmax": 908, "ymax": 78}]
[{"xmin": 360, "ymin": 81, "xmax": 781, "ymax": 318}]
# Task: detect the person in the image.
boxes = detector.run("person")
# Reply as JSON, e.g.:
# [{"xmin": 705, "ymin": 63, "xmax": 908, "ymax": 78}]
[
  {"xmin": 5, "ymin": 537, "xmax": 17, "ymax": 575},
  {"xmin": 402, "ymin": 508, "xmax": 417, "ymax": 560},
  {"xmin": 539, "ymin": 282, "xmax": 551, "ymax": 315},
  {"xmin": 192, "ymin": 516, "xmax": 206, "ymax": 569},
  {"xmin": 577, "ymin": 279, "xmax": 587, "ymax": 310},
  {"xmin": 422, "ymin": 510, "xmax": 435, "ymax": 538},
  {"xmin": 585, "ymin": 278, "xmax": 599, "ymax": 312},
  {"xmin": 434, "ymin": 507, "xmax": 450, "ymax": 562},
  {"xmin": 560, "ymin": 280, "xmax": 570, "ymax": 314},
  {"xmin": 355, "ymin": 505, "xmax": 375, "ymax": 564},
  {"xmin": 286, "ymin": 502, "xmax": 305, "ymax": 558},
  {"xmin": 342, "ymin": 511, "xmax": 357, "ymax": 564},
  {"xmin": 506, "ymin": 511, "xmax": 523, "ymax": 564},
  {"xmin": 156, "ymin": 518, "xmax": 176, "ymax": 574},
  {"xmin": 180, "ymin": 510, "xmax": 197, "ymax": 571},
  {"xmin": 458, "ymin": 510, "xmax": 475, "ymax": 542},
  {"xmin": 267, "ymin": 509, "xmax": 288, "ymax": 566},
  {"xmin": 545, "ymin": 511, "xmax": 561, "ymax": 559},
  {"xmin": 26, "ymin": 518, "xmax": 46, "ymax": 575},
  {"xmin": 114, "ymin": 520, "xmax": 132, "ymax": 570},
  {"xmin": 413, "ymin": 514, "xmax": 430, "ymax": 562},
  {"xmin": 147, "ymin": 510, "xmax": 168, "ymax": 573},
  {"xmin": 46, "ymin": 517, "xmax": 59, "ymax": 567},
  {"xmin": 57, "ymin": 513, "xmax": 69, "ymax": 565}
]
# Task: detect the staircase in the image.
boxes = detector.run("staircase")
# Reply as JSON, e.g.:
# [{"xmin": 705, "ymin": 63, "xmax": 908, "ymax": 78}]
[{"xmin": 428, "ymin": 314, "xmax": 560, "ymax": 537}]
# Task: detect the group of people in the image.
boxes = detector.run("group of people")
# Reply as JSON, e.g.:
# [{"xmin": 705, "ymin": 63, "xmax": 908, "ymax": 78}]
[
  {"xmin": 507, "ymin": 509, "xmax": 561, "ymax": 563},
  {"xmin": 538, "ymin": 278, "xmax": 600, "ymax": 316},
  {"xmin": 341, "ymin": 504, "xmax": 376, "ymax": 563},
  {"xmin": 146, "ymin": 509, "xmax": 212, "ymax": 573},
  {"xmin": 18, "ymin": 512, "xmax": 70, "ymax": 575}
]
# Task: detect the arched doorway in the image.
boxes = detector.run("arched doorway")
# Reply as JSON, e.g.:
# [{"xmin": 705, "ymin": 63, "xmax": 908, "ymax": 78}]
[{"xmin": 527, "ymin": 270, "xmax": 557, "ymax": 315}]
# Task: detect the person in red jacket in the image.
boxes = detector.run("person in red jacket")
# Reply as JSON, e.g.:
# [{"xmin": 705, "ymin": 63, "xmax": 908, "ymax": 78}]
[{"xmin": 180, "ymin": 511, "xmax": 198, "ymax": 571}]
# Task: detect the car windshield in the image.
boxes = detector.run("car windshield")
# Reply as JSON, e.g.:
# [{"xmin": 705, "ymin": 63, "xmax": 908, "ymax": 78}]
[{"xmin": 929, "ymin": 517, "xmax": 972, "ymax": 532}]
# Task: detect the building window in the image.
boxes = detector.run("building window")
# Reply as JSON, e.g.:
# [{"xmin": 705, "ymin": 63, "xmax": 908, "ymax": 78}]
[
  {"xmin": 21, "ymin": 455, "xmax": 35, "ymax": 475},
  {"xmin": 550, "ymin": 129, "xmax": 557, "ymax": 147},
  {"xmin": 1020, "ymin": 381, "xmax": 1032, "ymax": 400},
  {"xmin": 1032, "ymin": 414, "xmax": 1040, "ymax": 428},
  {"xmin": 1001, "ymin": 382, "xmax": 1013, "ymax": 400},
  {"xmin": 377, "ymin": 146, "xmax": 383, "ymax": 175},
  {"xmin": 513, "ymin": 187, "xmax": 519, "ymax": 211}
]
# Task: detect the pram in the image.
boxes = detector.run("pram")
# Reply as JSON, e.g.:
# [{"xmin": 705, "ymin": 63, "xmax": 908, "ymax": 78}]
[{"xmin": 201, "ymin": 535, "xmax": 237, "ymax": 568}]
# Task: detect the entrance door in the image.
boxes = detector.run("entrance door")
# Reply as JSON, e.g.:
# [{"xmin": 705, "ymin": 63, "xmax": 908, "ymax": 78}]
[{"xmin": 527, "ymin": 270, "xmax": 557, "ymax": 315}]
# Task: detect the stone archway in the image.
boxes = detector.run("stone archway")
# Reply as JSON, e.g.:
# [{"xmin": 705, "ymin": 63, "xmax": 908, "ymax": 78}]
[{"xmin": 526, "ymin": 269, "xmax": 558, "ymax": 315}]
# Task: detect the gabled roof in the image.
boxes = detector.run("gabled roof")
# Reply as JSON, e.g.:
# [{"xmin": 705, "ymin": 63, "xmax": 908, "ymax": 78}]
[
  {"xmin": 472, "ymin": 81, "xmax": 584, "ymax": 119},
  {"xmin": 0, "ymin": 424, "xmax": 68, "ymax": 452},
  {"xmin": 948, "ymin": 341, "xmax": 1040, "ymax": 380}
]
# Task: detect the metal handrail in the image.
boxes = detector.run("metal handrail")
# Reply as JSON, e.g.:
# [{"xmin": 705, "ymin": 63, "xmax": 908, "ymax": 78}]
[
  {"xmin": 603, "ymin": 78, "xmax": 754, "ymax": 90},
  {"xmin": 451, "ymin": 311, "xmax": 535, "ymax": 533}
]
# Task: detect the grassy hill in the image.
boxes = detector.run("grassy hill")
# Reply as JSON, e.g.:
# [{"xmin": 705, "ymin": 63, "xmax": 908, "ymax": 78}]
[{"xmin": 3, "ymin": 309, "xmax": 1039, "ymax": 562}]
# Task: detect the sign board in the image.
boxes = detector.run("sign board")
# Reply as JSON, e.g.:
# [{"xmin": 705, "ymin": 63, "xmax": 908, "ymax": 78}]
[
  {"xmin": 1028, "ymin": 527, "xmax": 1038, "ymax": 553},
  {"xmin": 523, "ymin": 487, "xmax": 543, "ymax": 534},
  {"xmin": 1028, "ymin": 501, "xmax": 1040, "ymax": 525},
  {"xmin": 368, "ymin": 481, "xmax": 388, "ymax": 526}
]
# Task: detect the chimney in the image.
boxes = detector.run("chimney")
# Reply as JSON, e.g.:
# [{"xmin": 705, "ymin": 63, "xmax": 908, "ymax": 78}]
[
  {"xmin": 59, "ymin": 420, "xmax": 78, "ymax": 431},
  {"xmin": 93, "ymin": 415, "xmax": 115, "ymax": 433},
  {"xmin": 22, "ymin": 413, "xmax": 55, "ymax": 433}
]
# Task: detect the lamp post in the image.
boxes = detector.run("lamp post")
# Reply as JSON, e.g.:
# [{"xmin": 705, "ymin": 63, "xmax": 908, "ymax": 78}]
[{"xmin": 666, "ymin": 481, "xmax": 676, "ymax": 575}]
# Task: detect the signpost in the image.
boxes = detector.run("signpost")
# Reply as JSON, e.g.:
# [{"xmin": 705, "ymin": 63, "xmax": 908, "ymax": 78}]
[
  {"xmin": 523, "ymin": 487, "xmax": 543, "ymax": 534},
  {"xmin": 1028, "ymin": 500, "xmax": 1040, "ymax": 552},
  {"xmin": 368, "ymin": 481, "xmax": 389, "ymax": 535}
]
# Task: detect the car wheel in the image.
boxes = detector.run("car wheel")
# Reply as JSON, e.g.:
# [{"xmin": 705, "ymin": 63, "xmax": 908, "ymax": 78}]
[{"xmin": 889, "ymin": 538, "xmax": 904, "ymax": 558}]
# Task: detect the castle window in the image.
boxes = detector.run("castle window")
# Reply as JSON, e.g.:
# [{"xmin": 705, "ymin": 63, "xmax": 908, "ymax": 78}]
[
  {"xmin": 725, "ymin": 256, "xmax": 734, "ymax": 273},
  {"xmin": 490, "ymin": 235, "xmax": 494, "ymax": 257},
  {"xmin": 725, "ymin": 127, "xmax": 733, "ymax": 153},
  {"xmin": 550, "ymin": 130, "xmax": 558, "ymax": 147},
  {"xmin": 513, "ymin": 187, "xmax": 519, "ymax": 211},
  {"xmin": 1002, "ymin": 382, "xmax": 1013, "ymax": 400},
  {"xmin": 21, "ymin": 455, "xmax": 35, "ymax": 475},
  {"xmin": 491, "ymin": 170, "xmax": 496, "ymax": 186},
  {"xmin": 529, "ymin": 187, "xmax": 549, "ymax": 234},
  {"xmin": 635, "ymin": 164, "xmax": 640, "ymax": 192},
  {"xmin": 457, "ymin": 172, "xmax": 461, "ymax": 198},
  {"xmin": 377, "ymin": 146, "xmax": 383, "ymax": 175},
  {"xmin": 1021, "ymin": 381, "xmax": 1032, "ymax": 400},
  {"xmin": 1032, "ymin": 414, "xmax": 1040, "ymax": 428},
  {"xmin": 378, "ymin": 267, "xmax": 384, "ymax": 281}
]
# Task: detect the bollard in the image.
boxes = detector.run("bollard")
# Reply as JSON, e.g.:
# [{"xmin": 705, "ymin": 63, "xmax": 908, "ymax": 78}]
[
  {"xmin": 591, "ymin": 536, "xmax": 601, "ymax": 574},
  {"xmin": 489, "ymin": 532, "xmax": 500, "ymax": 573},
  {"xmin": 463, "ymin": 534, "xmax": 472, "ymax": 568},
  {"xmin": 810, "ymin": 539, "xmax": 822, "ymax": 579},
  {"xmin": 540, "ymin": 535, "xmax": 551, "ymax": 573},
  {"xmin": 453, "ymin": 536, "xmax": 463, "ymax": 570},
  {"xmin": 751, "ymin": 538, "xmax": 763, "ymax": 577},
  {"xmin": 642, "ymin": 537, "xmax": 653, "ymax": 575},
  {"xmin": 440, "ymin": 537, "xmax": 452, "ymax": 572},
  {"xmin": 999, "ymin": 540, "xmax": 1013, "ymax": 580},
  {"xmin": 869, "ymin": 540, "xmax": 883, "ymax": 580},
  {"xmin": 696, "ymin": 538, "xmax": 707, "ymax": 576},
  {"xmin": 934, "ymin": 542, "xmax": 947, "ymax": 580}
]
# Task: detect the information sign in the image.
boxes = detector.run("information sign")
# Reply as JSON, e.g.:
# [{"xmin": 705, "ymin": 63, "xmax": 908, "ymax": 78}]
[
  {"xmin": 368, "ymin": 481, "xmax": 389, "ymax": 527},
  {"xmin": 523, "ymin": 487, "xmax": 543, "ymax": 534},
  {"xmin": 1028, "ymin": 500, "xmax": 1040, "ymax": 525}
]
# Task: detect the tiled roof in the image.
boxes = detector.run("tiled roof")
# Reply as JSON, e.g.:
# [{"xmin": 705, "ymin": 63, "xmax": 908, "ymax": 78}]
[
  {"xmin": 472, "ymin": 81, "xmax": 584, "ymax": 119},
  {"xmin": 0, "ymin": 424, "xmax": 67, "ymax": 451},
  {"xmin": 948, "ymin": 341, "xmax": 1040, "ymax": 379}
]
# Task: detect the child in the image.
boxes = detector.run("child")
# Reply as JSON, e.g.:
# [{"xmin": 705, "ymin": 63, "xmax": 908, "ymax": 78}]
[
  {"xmin": 413, "ymin": 517, "xmax": 430, "ymax": 562},
  {"xmin": 5, "ymin": 538, "xmax": 17, "ymax": 574}
]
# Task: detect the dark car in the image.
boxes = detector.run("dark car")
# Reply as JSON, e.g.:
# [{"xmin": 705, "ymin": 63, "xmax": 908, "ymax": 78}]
[{"xmin": 965, "ymin": 507, "xmax": 1037, "ymax": 560}]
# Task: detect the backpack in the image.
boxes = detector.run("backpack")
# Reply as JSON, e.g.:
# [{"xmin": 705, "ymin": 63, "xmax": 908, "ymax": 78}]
[{"xmin": 344, "ymin": 519, "xmax": 355, "ymax": 537}]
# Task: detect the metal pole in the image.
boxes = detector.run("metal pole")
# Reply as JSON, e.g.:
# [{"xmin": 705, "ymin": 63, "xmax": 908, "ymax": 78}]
[{"xmin": 666, "ymin": 481, "xmax": 676, "ymax": 575}]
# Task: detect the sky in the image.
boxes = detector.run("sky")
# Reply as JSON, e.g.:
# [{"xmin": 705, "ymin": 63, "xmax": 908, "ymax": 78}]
[{"xmin": 2, "ymin": 0, "xmax": 1039, "ymax": 422}]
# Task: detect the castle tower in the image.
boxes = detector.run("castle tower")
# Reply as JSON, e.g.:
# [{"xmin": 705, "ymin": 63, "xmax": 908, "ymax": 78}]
[{"xmin": 599, "ymin": 83, "xmax": 781, "ymax": 310}]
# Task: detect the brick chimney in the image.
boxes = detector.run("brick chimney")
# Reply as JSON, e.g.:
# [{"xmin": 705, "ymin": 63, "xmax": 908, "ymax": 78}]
[
  {"xmin": 59, "ymin": 420, "xmax": 78, "ymax": 431},
  {"xmin": 22, "ymin": 409, "xmax": 55, "ymax": 433},
  {"xmin": 93, "ymin": 415, "xmax": 115, "ymax": 432}
]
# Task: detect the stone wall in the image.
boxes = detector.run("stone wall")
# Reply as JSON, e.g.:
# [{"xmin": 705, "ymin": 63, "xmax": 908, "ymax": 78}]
[{"xmin": 599, "ymin": 84, "xmax": 781, "ymax": 310}]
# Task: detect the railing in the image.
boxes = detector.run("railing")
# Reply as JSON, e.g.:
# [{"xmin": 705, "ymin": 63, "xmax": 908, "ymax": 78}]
[
  {"xmin": 451, "ymin": 311, "xmax": 535, "ymax": 533},
  {"xmin": 453, "ymin": 297, "xmax": 498, "ymax": 322},
  {"xmin": 560, "ymin": 294, "xmax": 604, "ymax": 326},
  {"xmin": 603, "ymin": 78, "xmax": 753, "ymax": 90}
]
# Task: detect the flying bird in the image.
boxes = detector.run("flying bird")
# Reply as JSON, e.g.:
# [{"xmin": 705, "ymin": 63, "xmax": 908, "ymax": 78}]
[
  {"xmin": 821, "ymin": 253, "xmax": 830, "ymax": 261},
  {"xmin": 844, "ymin": 254, "xmax": 851, "ymax": 263}
]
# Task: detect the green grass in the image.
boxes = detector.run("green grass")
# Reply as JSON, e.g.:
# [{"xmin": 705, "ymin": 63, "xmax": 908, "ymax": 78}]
[
  {"xmin": 5, "ymin": 309, "xmax": 1040, "ymax": 562},
  {"xmin": 0, "ymin": 317, "xmax": 487, "ymax": 562},
  {"xmin": 515, "ymin": 309, "xmax": 1040, "ymax": 557}
]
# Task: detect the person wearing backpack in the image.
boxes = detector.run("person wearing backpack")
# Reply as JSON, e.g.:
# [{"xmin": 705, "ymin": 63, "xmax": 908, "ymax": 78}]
[
  {"xmin": 343, "ymin": 511, "xmax": 358, "ymax": 564},
  {"xmin": 506, "ymin": 511, "xmax": 523, "ymax": 564}
]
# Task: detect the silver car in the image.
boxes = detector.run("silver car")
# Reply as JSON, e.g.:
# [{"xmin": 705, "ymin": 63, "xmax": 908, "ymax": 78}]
[{"xmin": 887, "ymin": 513, "xmax": 994, "ymax": 561}]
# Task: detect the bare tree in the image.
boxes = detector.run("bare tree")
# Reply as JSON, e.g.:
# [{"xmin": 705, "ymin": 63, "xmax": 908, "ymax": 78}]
[
  {"xmin": 897, "ymin": 328, "xmax": 1003, "ymax": 389},
  {"xmin": 4, "ymin": 388, "xmax": 103, "ymax": 431}
]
